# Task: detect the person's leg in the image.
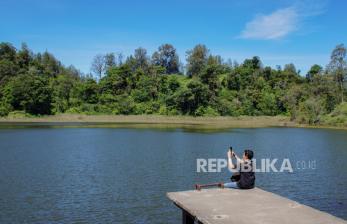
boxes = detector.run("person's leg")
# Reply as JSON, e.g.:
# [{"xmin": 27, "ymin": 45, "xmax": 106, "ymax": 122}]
[{"xmin": 224, "ymin": 182, "xmax": 239, "ymax": 189}]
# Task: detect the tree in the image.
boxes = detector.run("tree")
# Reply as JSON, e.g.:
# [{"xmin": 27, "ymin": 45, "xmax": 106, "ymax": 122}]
[
  {"xmin": 64, "ymin": 65, "xmax": 82, "ymax": 79},
  {"xmin": 2, "ymin": 41, "xmax": 347, "ymax": 126},
  {"xmin": 207, "ymin": 55, "xmax": 222, "ymax": 66},
  {"xmin": 134, "ymin": 47, "xmax": 149, "ymax": 71},
  {"xmin": 4, "ymin": 73, "xmax": 52, "ymax": 114},
  {"xmin": 0, "ymin": 42, "xmax": 16, "ymax": 61},
  {"xmin": 91, "ymin": 54, "xmax": 106, "ymax": 80},
  {"xmin": 306, "ymin": 64, "xmax": 323, "ymax": 82},
  {"xmin": 274, "ymin": 63, "xmax": 302, "ymax": 87},
  {"xmin": 226, "ymin": 71, "xmax": 242, "ymax": 91},
  {"xmin": 151, "ymin": 44, "xmax": 179, "ymax": 74},
  {"xmin": 16, "ymin": 43, "xmax": 32, "ymax": 72},
  {"xmin": 283, "ymin": 63, "xmax": 297, "ymax": 74},
  {"xmin": 186, "ymin": 44, "xmax": 209, "ymax": 77},
  {"xmin": 78, "ymin": 78, "xmax": 99, "ymax": 104},
  {"xmin": 257, "ymin": 91, "xmax": 278, "ymax": 115},
  {"xmin": 131, "ymin": 75, "xmax": 159, "ymax": 102},
  {"xmin": 99, "ymin": 65, "xmax": 132, "ymax": 95},
  {"xmin": 0, "ymin": 59, "xmax": 17, "ymax": 85},
  {"xmin": 117, "ymin": 53, "xmax": 124, "ymax": 65},
  {"xmin": 0, "ymin": 42, "xmax": 18, "ymax": 85},
  {"xmin": 328, "ymin": 44, "xmax": 347, "ymax": 102},
  {"xmin": 167, "ymin": 76, "xmax": 180, "ymax": 92},
  {"xmin": 178, "ymin": 80, "xmax": 209, "ymax": 114},
  {"xmin": 41, "ymin": 51, "xmax": 61, "ymax": 77},
  {"xmin": 104, "ymin": 53, "xmax": 116, "ymax": 72},
  {"xmin": 243, "ymin": 56, "xmax": 262, "ymax": 70},
  {"xmin": 199, "ymin": 64, "xmax": 221, "ymax": 101},
  {"xmin": 51, "ymin": 74, "xmax": 76, "ymax": 113}
]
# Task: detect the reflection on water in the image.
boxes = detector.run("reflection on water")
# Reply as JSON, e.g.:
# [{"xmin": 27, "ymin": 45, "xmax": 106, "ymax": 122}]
[{"xmin": 0, "ymin": 126, "xmax": 346, "ymax": 223}]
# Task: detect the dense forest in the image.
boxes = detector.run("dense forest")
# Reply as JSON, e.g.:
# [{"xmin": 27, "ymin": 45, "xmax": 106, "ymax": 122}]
[{"xmin": 0, "ymin": 42, "xmax": 346, "ymax": 126}]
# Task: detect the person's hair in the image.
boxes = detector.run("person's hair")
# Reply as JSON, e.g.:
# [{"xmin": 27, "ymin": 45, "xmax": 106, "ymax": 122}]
[{"xmin": 244, "ymin": 149, "xmax": 254, "ymax": 160}]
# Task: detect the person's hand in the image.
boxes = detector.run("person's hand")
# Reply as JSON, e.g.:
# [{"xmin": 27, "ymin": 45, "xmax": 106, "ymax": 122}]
[{"xmin": 227, "ymin": 150, "xmax": 232, "ymax": 159}]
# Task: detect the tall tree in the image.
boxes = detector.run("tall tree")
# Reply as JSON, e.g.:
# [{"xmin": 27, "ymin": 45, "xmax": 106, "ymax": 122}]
[
  {"xmin": 0, "ymin": 42, "xmax": 18, "ymax": 85},
  {"xmin": 328, "ymin": 44, "xmax": 347, "ymax": 102},
  {"xmin": 0, "ymin": 42, "xmax": 16, "ymax": 61},
  {"xmin": 282, "ymin": 63, "xmax": 301, "ymax": 84},
  {"xmin": 41, "ymin": 51, "xmax": 61, "ymax": 77},
  {"xmin": 151, "ymin": 44, "xmax": 179, "ymax": 74},
  {"xmin": 134, "ymin": 47, "xmax": 149, "ymax": 71},
  {"xmin": 243, "ymin": 56, "xmax": 262, "ymax": 70},
  {"xmin": 186, "ymin": 44, "xmax": 209, "ymax": 77},
  {"xmin": 306, "ymin": 64, "xmax": 323, "ymax": 82},
  {"xmin": 91, "ymin": 54, "xmax": 105, "ymax": 80},
  {"xmin": 117, "ymin": 53, "xmax": 124, "ymax": 65},
  {"xmin": 104, "ymin": 53, "xmax": 116, "ymax": 72},
  {"xmin": 17, "ymin": 43, "xmax": 32, "ymax": 71},
  {"xmin": 207, "ymin": 55, "xmax": 222, "ymax": 66}
]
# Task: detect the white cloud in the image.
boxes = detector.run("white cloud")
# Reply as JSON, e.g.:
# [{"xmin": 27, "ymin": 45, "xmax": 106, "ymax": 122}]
[
  {"xmin": 239, "ymin": 0, "xmax": 326, "ymax": 40},
  {"xmin": 240, "ymin": 7, "xmax": 299, "ymax": 40}
]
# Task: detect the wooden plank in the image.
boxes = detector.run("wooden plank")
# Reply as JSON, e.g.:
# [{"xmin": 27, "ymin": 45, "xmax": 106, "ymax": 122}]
[{"xmin": 167, "ymin": 187, "xmax": 347, "ymax": 224}]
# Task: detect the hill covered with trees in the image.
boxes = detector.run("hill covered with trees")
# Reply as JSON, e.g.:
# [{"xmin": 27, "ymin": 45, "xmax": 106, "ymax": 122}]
[{"xmin": 0, "ymin": 42, "xmax": 346, "ymax": 126}]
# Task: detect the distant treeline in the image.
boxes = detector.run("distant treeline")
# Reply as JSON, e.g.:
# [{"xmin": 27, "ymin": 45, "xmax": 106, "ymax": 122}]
[{"xmin": 0, "ymin": 42, "xmax": 346, "ymax": 125}]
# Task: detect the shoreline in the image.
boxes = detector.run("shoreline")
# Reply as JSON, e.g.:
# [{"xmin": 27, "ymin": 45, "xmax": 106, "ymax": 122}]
[{"xmin": 0, "ymin": 114, "xmax": 346, "ymax": 130}]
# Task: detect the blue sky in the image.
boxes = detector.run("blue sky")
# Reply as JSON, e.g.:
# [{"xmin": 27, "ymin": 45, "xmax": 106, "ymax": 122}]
[{"xmin": 1, "ymin": 0, "xmax": 346, "ymax": 75}]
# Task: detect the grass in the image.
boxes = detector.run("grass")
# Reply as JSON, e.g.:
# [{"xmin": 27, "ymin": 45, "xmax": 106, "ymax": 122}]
[
  {"xmin": 0, "ymin": 114, "xmax": 296, "ymax": 128},
  {"xmin": 0, "ymin": 113, "xmax": 346, "ymax": 130}
]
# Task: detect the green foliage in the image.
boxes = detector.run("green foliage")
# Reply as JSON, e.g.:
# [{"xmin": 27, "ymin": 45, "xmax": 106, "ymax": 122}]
[
  {"xmin": 306, "ymin": 64, "xmax": 323, "ymax": 82},
  {"xmin": 151, "ymin": 44, "xmax": 179, "ymax": 74},
  {"xmin": 4, "ymin": 74, "xmax": 52, "ymax": 115},
  {"xmin": 0, "ymin": 102, "xmax": 11, "ymax": 116},
  {"xmin": 134, "ymin": 101, "xmax": 160, "ymax": 114},
  {"xmin": 167, "ymin": 75, "xmax": 181, "ymax": 92},
  {"xmin": 173, "ymin": 80, "xmax": 210, "ymax": 115},
  {"xmin": 51, "ymin": 74, "xmax": 76, "ymax": 113},
  {"xmin": 321, "ymin": 102, "xmax": 347, "ymax": 126},
  {"xmin": 195, "ymin": 106, "xmax": 219, "ymax": 116},
  {"xmin": 78, "ymin": 78, "xmax": 99, "ymax": 104},
  {"xmin": 7, "ymin": 110, "xmax": 33, "ymax": 118},
  {"xmin": 328, "ymin": 44, "xmax": 347, "ymax": 103},
  {"xmin": 257, "ymin": 91, "xmax": 278, "ymax": 116},
  {"xmin": 0, "ymin": 42, "xmax": 346, "ymax": 125},
  {"xmin": 186, "ymin": 44, "xmax": 209, "ymax": 77},
  {"xmin": 297, "ymin": 97, "xmax": 325, "ymax": 124}
]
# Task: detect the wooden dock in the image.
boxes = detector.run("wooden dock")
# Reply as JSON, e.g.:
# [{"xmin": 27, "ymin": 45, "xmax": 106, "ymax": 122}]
[{"xmin": 167, "ymin": 187, "xmax": 347, "ymax": 224}]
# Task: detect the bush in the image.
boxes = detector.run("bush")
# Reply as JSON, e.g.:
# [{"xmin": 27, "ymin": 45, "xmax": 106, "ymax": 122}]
[
  {"xmin": 134, "ymin": 101, "xmax": 161, "ymax": 114},
  {"xmin": 117, "ymin": 97, "xmax": 135, "ymax": 115},
  {"xmin": 7, "ymin": 110, "xmax": 33, "ymax": 118},
  {"xmin": 321, "ymin": 102, "xmax": 347, "ymax": 126},
  {"xmin": 0, "ymin": 103, "xmax": 11, "ymax": 116},
  {"xmin": 330, "ymin": 102, "xmax": 347, "ymax": 116},
  {"xmin": 158, "ymin": 105, "xmax": 179, "ymax": 115},
  {"xmin": 297, "ymin": 98, "xmax": 325, "ymax": 124},
  {"xmin": 216, "ymin": 98, "xmax": 241, "ymax": 116},
  {"xmin": 65, "ymin": 107, "xmax": 82, "ymax": 114},
  {"xmin": 195, "ymin": 106, "xmax": 219, "ymax": 116},
  {"xmin": 51, "ymin": 99, "xmax": 68, "ymax": 114}
]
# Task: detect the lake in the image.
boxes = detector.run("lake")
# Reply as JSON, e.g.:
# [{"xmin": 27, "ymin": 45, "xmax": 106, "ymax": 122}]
[{"xmin": 0, "ymin": 125, "xmax": 346, "ymax": 223}]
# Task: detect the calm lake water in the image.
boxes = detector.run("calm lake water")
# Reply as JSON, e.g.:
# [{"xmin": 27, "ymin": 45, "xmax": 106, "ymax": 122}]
[{"xmin": 0, "ymin": 125, "xmax": 346, "ymax": 223}]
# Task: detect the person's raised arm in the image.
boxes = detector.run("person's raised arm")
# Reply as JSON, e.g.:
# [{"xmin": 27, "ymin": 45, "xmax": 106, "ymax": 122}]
[{"xmin": 227, "ymin": 150, "xmax": 236, "ymax": 170}]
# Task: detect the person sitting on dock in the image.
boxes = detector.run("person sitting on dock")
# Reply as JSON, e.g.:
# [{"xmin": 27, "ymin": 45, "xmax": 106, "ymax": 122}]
[{"xmin": 224, "ymin": 149, "xmax": 255, "ymax": 189}]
